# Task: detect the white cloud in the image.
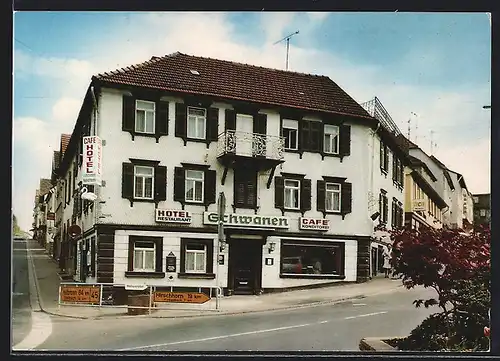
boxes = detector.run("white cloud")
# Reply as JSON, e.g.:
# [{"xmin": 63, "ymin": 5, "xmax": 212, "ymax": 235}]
[
  {"xmin": 306, "ymin": 12, "xmax": 330, "ymax": 22},
  {"xmin": 12, "ymin": 12, "xmax": 491, "ymax": 229}
]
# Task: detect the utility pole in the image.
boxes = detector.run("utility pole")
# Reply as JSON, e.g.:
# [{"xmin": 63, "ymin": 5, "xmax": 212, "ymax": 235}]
[
  {"xmin": 216, "ymin": 192, "xmax": 226, "ymax": 311},
  {"xmin": 273, "ymin": 30, "xmax": 300, "ymax": 71}
]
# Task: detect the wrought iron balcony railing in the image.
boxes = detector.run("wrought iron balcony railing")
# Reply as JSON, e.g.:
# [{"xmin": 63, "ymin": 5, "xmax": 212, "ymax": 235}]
[{"xmin": 217, "ymin": 130, "xmax": 285, "ymax": 161}]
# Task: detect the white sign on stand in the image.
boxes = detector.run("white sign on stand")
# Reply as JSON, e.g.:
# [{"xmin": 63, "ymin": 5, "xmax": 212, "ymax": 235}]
[{"xmin": 82, "ymin": 136, "xmax": 103, "ymax": 185}]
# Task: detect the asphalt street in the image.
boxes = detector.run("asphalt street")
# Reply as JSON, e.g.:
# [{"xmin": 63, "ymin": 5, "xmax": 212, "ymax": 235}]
[
  {"xmin": 12, "ymin": 239, "xmax": 32, "ymax": 347},
  {"xmin": 37, "ymin": 285, "xmax": 438, "ymax": 351}
]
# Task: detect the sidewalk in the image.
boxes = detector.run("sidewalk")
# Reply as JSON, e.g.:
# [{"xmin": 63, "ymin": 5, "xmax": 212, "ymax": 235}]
[{"xmin": 27, "ymin": 240, "xmax": 405, "ymax": 320}]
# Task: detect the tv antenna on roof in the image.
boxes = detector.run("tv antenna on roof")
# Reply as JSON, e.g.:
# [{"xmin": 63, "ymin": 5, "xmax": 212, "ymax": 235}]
[{"xmin": 273, "ymin": 30, "xmax": 300, "ymax": 71}]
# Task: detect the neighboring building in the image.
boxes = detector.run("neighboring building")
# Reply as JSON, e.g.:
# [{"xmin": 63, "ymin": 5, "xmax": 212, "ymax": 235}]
[
  {"xmin": 55, "ymin": 52, "xmax": 407, "ymax": 300},
  {"xmin": 32, "ymin": 178, "xmax": 52, "ymax": 247},
  {"xmin": 473, "ymin": 193, "xmax": 491, "ymax": 227},
  {"xmin": 361, "ymin": 97, "xmax": 408, "ymax": 278},
  {"xmin": 403, "ymin": 155, "xmax": 447, "ymax": 230}
]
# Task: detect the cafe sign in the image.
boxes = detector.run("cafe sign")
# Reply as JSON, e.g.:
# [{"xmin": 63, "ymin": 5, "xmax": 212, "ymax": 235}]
[
  {"xmin": 155, "ymin": 209, "xmax": 192, "ymax": 224},
  {"xmin": 203, "ymin": 212, "xmax": 289, "ymax": 229},
  {"xmin": 299, "ymin": 217, "xmax": 330, "ymax": 231}
]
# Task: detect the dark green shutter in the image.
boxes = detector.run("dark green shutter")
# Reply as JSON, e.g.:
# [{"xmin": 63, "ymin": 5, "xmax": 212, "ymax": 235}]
[
  {"xmin": 274, "ymin": 177, "xmax": 284, "ymax": 209},
  {"xmin": 300, "ymin": 178, "xmax": 312, "ymax": 212},
  {"xmin": 122, "ymin": 95, "xmax": 135, "ymax": 132},
  {"xmin": 155, "ymin": 237, "xmax": 163, "ymax": 272},
  {"xmin": 90, "ymin": 237, "xmax": 96, "ymax": 277},
  {"xmin": 380, "ymin": 142, "xmax": 384, "ymax": 170},
  {"xmin": 339, "ymin": 125, "xmax": 351, "ymax": 157},
  {"xmin": 207, "ymin": 107, "xmax": 219, "ymax": 142},
  {"xmin": 122, "ymin": 163, "xmax": 134, "ymax": 200},
  {"xmin": 204, "ymin": 170, "xmax": 217, "ymax": 206},
  {"xmin": 127, "ymin": 238, "xmax": 134, "ymax": 272},
  {"xmin": 175, "ymin": 103, "xmax": 187, "ymax": 139},
  {"xmin": 174, "ymin": 167, "xmax": 185, "ymax": 203},
  {"xmin": 156, "ymin": 101, "xmax": 169, "ymax": 137},
  {"xmin": 392, "ymin": 155, "xmax": 397, "ymax": 181},
  {"xmin": 316, "ymin": 180, "xmax": 326, "ymax": 213},
  {"xmin": 341, "ymin": 182, "xmax": 352, "ymax": 215},
  {"xmin": 154, "ymin": 165, "xmax": 167, "ymax": 202}
]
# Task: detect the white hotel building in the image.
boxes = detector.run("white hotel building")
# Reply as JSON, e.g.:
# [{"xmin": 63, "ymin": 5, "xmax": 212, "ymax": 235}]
[{"xmin": 56, "ymin": 52, "xmax": 407, "ymax": 300}]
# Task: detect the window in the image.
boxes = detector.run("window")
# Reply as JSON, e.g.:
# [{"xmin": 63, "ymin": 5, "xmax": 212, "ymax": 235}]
[
  {"xmin": 135, "ymin": 100, "xmax": 155, "ymax": 134},
  {"xmin": 179, "ymin": 239, "xmax": 215, "ymax": 278},
  {"xmin": 380, "ymin": 142, "xmax": 389, "ymax": 173},
  {"xmin": 185, "ymin": 170, "xmax": 204, "ymax": 203},
  {"xmin": 280, "ymin": 241, "xmax": 345, "ymax": 277},
  {"xmin": 133, "ymin": 240, "xmax": 155, "ymax": 272},
  {"xmin": 282, "ymin": 119, "xmax": 298, "ymax": 150},
  {"xmin": 325, "ymin": 183, "xmax": 341, "ymax": 212},
  {"xmin": 174, "ymin": 164, "xmax": 216, "ymax": 207},
  {"xmin": 126, "ymin": 236, "xmax": 163, "ymax": 277},
  {"xmin": 379, "ymin": 191, "xmax": 388, "ymax": 224},
  {"xmin": 185, "ymin": 244, "xmax": 207, "ymax": 273},
  {"xmin": 323, "ymin": 125, "xmax": 339, "ymax": 154},
  {"xmin": 187, "ymin": 107, "xmax": 206, "ymax": 139},
  {"xmin": 134, "ymin": 166, "xmax": 154, "ymax": 199},
  {"xmin": 473, "ymin": 196, "xmax": 479, "ymax": 203},
  {"xmin": 284, "ymin": 179, "xmax": 300, "ymax": 209},
  {"xmin": 480, "ymin": 209, "xmax": 486, "ymax": 217},
  {"xmin": 234, "ymin": 169, "xmax": 257, "ymax": 208}
]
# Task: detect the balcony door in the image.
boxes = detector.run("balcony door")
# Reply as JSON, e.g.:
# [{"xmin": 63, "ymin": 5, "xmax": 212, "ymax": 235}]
[{"xmin": 236, "ymin": 114, "xmax": 253, "ymax": 156}]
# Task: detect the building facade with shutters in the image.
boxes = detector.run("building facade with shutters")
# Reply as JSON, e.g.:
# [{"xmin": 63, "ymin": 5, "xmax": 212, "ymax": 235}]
[{"xmin": 56, "ymin": 52, "xmax": 407, "ymax": 298}]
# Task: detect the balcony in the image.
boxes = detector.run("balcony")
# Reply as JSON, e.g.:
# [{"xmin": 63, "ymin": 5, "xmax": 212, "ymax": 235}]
[
  {"xmin": 217, "ymin": 130, "xmax": 285, "ymax": 187},
  {"xmin": 217, "ymin": 130, "xmax": 285, "ymax": 170}
]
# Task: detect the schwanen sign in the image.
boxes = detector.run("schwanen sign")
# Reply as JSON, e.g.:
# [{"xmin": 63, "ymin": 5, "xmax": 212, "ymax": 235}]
[{"xmin": 203, "ymin": 212, "xmax": 289, "ymax": 229}]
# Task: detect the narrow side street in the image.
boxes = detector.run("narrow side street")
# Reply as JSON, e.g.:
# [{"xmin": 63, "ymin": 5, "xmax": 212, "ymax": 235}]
[{"xmin": 12, "ymin": 239, "xmax": 32, "ymax": 347}]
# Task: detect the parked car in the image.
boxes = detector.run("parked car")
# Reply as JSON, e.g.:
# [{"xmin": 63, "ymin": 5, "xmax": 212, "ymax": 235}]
[{"xmin": 282, "ymin": 257, "xmax": 303, "ymax": 274}]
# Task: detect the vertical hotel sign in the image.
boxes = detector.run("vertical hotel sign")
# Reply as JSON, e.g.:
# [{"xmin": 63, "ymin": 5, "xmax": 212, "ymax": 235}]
[{"xmin": 82, "ymin": 136, "xmax": 103, "ymax": 185}]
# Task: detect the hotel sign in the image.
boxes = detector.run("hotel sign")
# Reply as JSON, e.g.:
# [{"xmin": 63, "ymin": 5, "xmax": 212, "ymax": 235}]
[
  {"xmin": 82, "ymin": 136, "xmax": 103, "ymax": 185},
  {"xmin": 155, "ymin": 209, "xmax": 192, "ymax": 224},
  {"xmin": 203, "ymin": 212, "xmax": 289, "ymax": 229},
  {"xmin": 299, "ymin": 217, "xmax": 330, "ymax": 231}
]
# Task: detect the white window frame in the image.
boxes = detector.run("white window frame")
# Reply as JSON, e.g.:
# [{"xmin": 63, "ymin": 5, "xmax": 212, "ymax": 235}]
[
  {"xmin": 185, "ymin": 244, "xmax": 207, "ymax": 273},
  {"xmin": 185, "ymin": 169, "xmax": 204, "ymax": 203},
  {"xmin": 134, "ymin": 165, "xmax": 154, "ymax": 200},
  {"xmin": 325, "ymin": 182, "xmax": 342, "ymax": 212},
  {"xmin": 284, "ymin": 179, "xmax": 300, "ymax": 210},
  {"xmin": 282, "ymin": 119, "xmax": 298, "ymax": 150},
  {"xmin": 187, "ymin": 106, "xmax": 207, "ymax": 140},
  {"xmin": 133, "ymin": 241, "xmax": 156, "ymax": 272},
  {"xmin": 135, "ymin": 100, "xmax": 156, "ymax": 134},
  {"xmin": 323, "ymin": 124, "xmax": 339, "ymax": 154}
]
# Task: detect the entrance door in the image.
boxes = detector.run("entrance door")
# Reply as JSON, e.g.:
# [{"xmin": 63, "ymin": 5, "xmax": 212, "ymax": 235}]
[
  {"xmin": 236, "ymin": 114, "xmax": 253, "ymax": 156},
  {"xmin": 229, "ymin": 239, "xmax": 262, "ymax": 295}
]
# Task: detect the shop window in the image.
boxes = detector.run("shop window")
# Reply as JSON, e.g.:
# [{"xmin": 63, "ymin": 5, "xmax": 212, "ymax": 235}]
[{"xmin": 280, "ymin": 241, "xmax": 345, "ymax": 278}]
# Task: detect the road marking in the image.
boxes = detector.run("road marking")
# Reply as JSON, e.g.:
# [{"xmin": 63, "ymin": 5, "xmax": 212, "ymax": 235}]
[
  {"xmin": 352, "ymin": 303, "xmax": 367, "ymax": 306},
  {"xmin": 12, "ymin": 311, "xmax": 53, "ymax": 350},
  {"xmin": 120, "ymin": 310, "xmax": 390, "ymax": 351},
  {"xmin": 344, "ymin": 311, "xmax": 387, "ymax": 320},
  {"xmin": 13, "ymin": 292, "xmax": 25, "ymax": 296},
  {"xmin": 119, "ymin": 323, "xmax": 313, "ymax": 351}
]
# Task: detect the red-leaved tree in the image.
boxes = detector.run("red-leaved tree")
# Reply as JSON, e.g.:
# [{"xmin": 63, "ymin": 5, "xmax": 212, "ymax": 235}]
[{"xmin": 389, "ymin": 225, "xmax": 490, "ymax": 350}]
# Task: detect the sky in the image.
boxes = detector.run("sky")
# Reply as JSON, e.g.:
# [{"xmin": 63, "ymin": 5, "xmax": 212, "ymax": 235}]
[{"xmin": 13, "ymin": 12, "xmax": 491, "ymax": 231}]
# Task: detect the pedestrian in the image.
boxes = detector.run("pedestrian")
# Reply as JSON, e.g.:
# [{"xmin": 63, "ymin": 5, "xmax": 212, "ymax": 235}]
[{"xmin": 382, "ymin": 245, "xmax": 391, "ymax": 278}]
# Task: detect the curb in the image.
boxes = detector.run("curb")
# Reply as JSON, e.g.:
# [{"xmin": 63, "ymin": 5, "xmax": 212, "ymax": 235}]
[
  {"xmin": 50, "ymin": 294, "xmax": 366, "ymax": 320},
  {"xmin": 47, "ymin": 286, "xmax": 402, "ymax": 320},
  {"xmin": 359, "ymin": 337, "xmax": 401, "ymax": 352}
]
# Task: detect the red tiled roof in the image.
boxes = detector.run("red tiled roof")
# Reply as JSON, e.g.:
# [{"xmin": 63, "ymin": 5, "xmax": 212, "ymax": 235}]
[
  {"xmin": 94, "ymin": 52, "xmax": 373, "ymax": 119},
  {"xmin": 60, "ymin": 134, "xmax": 71, "ymax": 156}
]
